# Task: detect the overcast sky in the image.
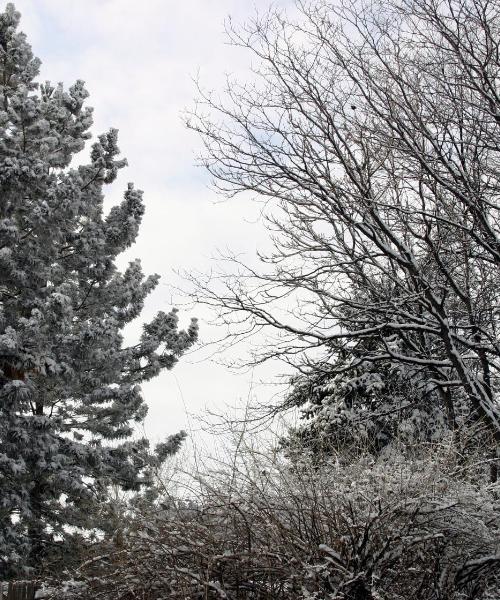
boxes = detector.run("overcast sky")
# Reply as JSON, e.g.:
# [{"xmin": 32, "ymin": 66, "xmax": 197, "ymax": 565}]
[{"xmin": 10, "ymin": 0, "xmax": 296, "ymax": 447}]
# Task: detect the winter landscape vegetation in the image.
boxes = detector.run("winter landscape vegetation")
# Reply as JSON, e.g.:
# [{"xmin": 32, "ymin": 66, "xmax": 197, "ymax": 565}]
[{"xmin": 0, "ymin": 0, "xmax": 500, "ymax": 598}]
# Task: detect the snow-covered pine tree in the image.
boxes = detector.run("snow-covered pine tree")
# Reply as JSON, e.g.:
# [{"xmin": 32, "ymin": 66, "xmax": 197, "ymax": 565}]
[
  {"xmin": 285, "ymin": 346, "xmax": 458, "ymax": 458},
  {"xmin": 284, "ymin": 283, "xmax": 469, "ymax": 458},
  {"xmin": 0, "ymin": 4, "xmax": 198, "ymax": 576}
]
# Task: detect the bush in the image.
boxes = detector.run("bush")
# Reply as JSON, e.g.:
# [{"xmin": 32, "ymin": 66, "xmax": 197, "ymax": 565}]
[{"xmin": 49, "ymin": 437, "xmax": 500, "ymax": 599}]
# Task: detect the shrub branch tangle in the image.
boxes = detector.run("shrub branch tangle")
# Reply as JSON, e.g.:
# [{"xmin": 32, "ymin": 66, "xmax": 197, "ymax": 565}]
[
  {"xmin": 187, "ymin": 0, "xmax": 500, "ymax": 452},
  {"xmin": 53, "ymin": 441, "xmax": 500, "ymax": 599}
]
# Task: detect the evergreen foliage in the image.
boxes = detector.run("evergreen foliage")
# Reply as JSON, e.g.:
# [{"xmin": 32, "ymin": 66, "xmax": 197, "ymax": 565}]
[
  {"xmin": 286, "ymin": 350, "xmax": 455, "ymax": 456},
  {"xmin": 0, "ymin": 4, "xmax": 197, "ymax": 575},
  {"xmin": 285, "ymin": 294, "xmax": 469, "ymax": 457}
]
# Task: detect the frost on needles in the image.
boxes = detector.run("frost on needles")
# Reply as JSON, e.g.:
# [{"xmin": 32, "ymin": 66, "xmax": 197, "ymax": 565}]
[{"xmin": 0, "ymin": 3, "xmax": 198, "ymax": 576}]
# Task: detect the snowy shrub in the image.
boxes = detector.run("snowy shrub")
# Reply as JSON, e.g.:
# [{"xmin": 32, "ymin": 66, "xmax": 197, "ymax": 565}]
[{"xmin": 49, "ymin": 439, "xmax": 500, "ymax": 599}]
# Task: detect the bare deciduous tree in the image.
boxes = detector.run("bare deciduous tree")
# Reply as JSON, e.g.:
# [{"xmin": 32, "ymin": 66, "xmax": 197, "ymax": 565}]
[{"xmin": 187, "ymin": 0, "xmax": 500, "ymax": 451}]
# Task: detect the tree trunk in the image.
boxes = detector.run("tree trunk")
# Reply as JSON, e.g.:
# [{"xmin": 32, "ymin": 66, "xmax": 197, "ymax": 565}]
[{"xmin": 27, "ymin": 402, "xmax": 45, "ymax": 573}]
